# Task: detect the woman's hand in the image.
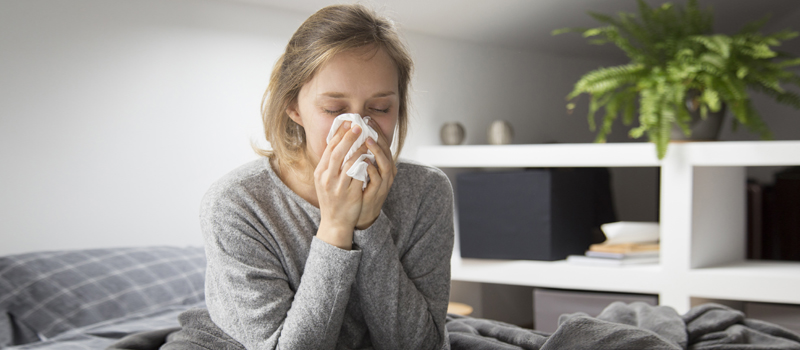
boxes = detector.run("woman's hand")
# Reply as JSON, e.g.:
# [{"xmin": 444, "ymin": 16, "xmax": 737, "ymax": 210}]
[
  {"xmin": 314, "ymin": 121, "xmax": 367, "ymax": 249},
  {"xmin": 356, "ymin": 119, "xmax": 397, "ymax": 230}
]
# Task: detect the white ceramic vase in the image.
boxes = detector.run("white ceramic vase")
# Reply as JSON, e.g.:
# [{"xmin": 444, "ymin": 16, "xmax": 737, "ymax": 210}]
[
  {"xmin": 488, "ymin": 120, "xmax": 513, "ymax": 145},
  {"xmin": 440, "ymin": 122, "xmax": 466, "ymax": 145}
]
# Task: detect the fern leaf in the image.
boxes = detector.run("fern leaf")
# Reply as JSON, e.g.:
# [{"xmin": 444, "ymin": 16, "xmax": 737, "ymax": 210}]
[
  {"xmin": 656, "ymin": 108, "xmax": 675, "ymax": 159},
  {"xmin": 699, "ymin": 53, "xmax": 726, "ymax": 70},
  {"xmin": 752, "ymin": 84, "xmax": 800, "ymax": 109},
  {"xmin": 701, "ymin": 88, "xmax": 722, "ymax": 111},
  {"xmin": 719, "ymin": 76, "xmax": 748, "ymax": 101},
  {"xmin": 742, "ymin": 101, "xmax": 773, "ymax": 139},
  {"xmin": 775, "ymin": 58, "xmax": 800, "ymax": 68},
  {"xmin": 748, "ymin": 43, "xmax": 777, "ymax": 59},
  {"xmin": 765, "ymin": 29, "xmax": 799, "ymax": 43},
  {"xmin": 595, "ymin": 92, "xmax": 628, "ymax": 143},
  {"xmin": 692, "ymin": 35, "xmax": 732, "ymax": 57},
  {"xmin": 588, "ymin": 94, "xmax": 600, "ymax": 132},
  {"xmin": 569, "ymin": 64, "xmax": 644, "ymax": 99},
  {"xmin": 622, "ymin": 88, "xmax": 638, "ymax": 125}
]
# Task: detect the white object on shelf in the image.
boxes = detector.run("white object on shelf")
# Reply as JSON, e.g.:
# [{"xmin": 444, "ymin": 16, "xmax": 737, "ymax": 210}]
[
  {"xmin": 600, "ymin": 222, "xmax": 660, "ymax": 245},
  {"xmin": 423, "ymin": 141, "xmax": 800, "ymax": 314}
]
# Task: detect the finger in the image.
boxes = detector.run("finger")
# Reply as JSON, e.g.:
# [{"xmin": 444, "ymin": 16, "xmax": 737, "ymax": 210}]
[
  {"xmin": 341, "ymin": 143, "xmax": 369, "ymax": 175},
  {"xmin": 318, "ymin": 121, "xmax": 352, "ymax": 171},
  {"xmin": 329, "ymin": 124, "xmax": 362, "ymax": 171},
  {"xmin": 368, "ymin": 119, "xmax": 393, "ymax": 160},
  {"xmin": 362, "ymin": 161, "xmax": 381, "ymax": 195},
  {"xmin": 366, "ymin": 137, "xmax": 394, "ymax": 179},
  {"xmin": 328, "ymin": 121, "xmax": 352, "ymax": 148}
]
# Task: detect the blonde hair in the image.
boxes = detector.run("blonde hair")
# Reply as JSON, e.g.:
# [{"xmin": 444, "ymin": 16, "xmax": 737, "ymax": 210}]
[{"xmin": 256, "ymin": 4, "xmax": 413, "ymax": 167}]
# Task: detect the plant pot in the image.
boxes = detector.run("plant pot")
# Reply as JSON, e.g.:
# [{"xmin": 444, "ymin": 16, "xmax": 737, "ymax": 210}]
[{"xmin": 671, "ymin": 91, "xmax": 726, "ymax": 141}]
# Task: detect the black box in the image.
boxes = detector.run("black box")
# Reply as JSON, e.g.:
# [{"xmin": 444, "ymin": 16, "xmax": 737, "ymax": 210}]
[{"xmin": 456, "ymin": 168, "xmax": 615, "ymax": 261}]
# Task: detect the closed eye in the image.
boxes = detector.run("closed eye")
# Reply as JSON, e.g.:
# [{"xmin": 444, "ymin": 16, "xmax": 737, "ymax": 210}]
[{"xmin": 323, "ymin": 108, "xmax": 345, "ymax": 115}]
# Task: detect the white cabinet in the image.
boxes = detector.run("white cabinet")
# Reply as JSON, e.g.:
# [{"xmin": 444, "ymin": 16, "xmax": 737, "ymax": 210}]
[{"xmin": 417, "ymin": 141, "xmax": 800, "ymax": 314}]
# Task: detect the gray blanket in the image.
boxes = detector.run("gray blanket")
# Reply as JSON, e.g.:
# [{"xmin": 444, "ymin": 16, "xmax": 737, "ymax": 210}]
[
  {"xmin": 107, "ymin": 302, "xmax": 800, "ymax": 350},
  {"xmin": 446, "ymin": 302, "xmax": 800, "ymax": 350}
]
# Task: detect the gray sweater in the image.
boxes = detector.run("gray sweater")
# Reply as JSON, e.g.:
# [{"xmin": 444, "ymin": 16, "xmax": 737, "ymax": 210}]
[{"xmin": 200, "ymin": 157, "xmax": 454, "ymax": 350}]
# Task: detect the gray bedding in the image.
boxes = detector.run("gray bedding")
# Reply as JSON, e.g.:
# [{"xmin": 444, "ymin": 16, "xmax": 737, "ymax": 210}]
[
  {"xmin": 447, "ymin": 302, "xmax": 800, "ymax": 350},
  {"xmin": 100, "ymin": 302, "xmax": 800, "ymax": 350},
  {"xmin": 0, "ymin": 246, "xmax": 206, "ymax": 349},
  {"xmin": 4, "ymin": 247, "xmax": 800, "ymax": 349},
  {"xmin": 5, "ymin": 302, "xmax": 201, "ymax": 350}
]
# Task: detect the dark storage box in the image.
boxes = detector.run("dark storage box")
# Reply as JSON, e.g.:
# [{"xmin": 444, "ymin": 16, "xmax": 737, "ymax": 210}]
[
  {"xmin": 456, "ymin": 168, "xmax": 615, "ymax": 261},
  {"xmin": 533, "ymin": 288, "xmax": 658, "ymax": 333}
]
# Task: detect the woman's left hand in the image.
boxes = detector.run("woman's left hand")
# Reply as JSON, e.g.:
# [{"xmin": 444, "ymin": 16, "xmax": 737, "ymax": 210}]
[{"xmin": 355, "ymin": 119, "xmax": 397, "ymax": 230}]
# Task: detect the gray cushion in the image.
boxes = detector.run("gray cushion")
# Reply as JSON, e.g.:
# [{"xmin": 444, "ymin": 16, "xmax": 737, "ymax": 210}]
[
  {"xmin": 0, "ymin": 311, "xmax": 11, "ymax": 348},
  {"xmin": 0, "ymin": 246, "xmax": 206, "ymax": 346}
]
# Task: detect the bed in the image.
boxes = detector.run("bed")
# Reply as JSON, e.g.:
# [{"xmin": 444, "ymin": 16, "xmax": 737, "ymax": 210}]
[
  {"xmin": 0, "ymin": 246, "xmax": 206, "ymax": 349},
  {"xmin": 2, "ymin": 246, "xmax": 800, "ymax": 350}
]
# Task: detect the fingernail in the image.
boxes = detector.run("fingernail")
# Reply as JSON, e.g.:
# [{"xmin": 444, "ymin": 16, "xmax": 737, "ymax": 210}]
[
  {"xmin": 352, "ymin": 125, "xmax": 361, "ymax": 134},
  {"xmin": 367, "ymin": 138, "xmax": 375, "ymax": 145}
]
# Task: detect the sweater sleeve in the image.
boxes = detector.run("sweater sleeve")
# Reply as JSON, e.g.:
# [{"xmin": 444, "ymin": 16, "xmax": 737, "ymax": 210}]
[
  {"xmin": 352, "ymin": 169, "xmax": 455, "ymax": 350},
  {"xmin": 201, "ymin": 190, "xmax": 361, "ymax": 350}
]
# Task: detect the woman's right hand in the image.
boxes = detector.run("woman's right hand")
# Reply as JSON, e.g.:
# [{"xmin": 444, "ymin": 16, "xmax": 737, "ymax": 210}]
[{"xmin": 314, "ymin": 121, "xmax": 368, "ymax": 250}]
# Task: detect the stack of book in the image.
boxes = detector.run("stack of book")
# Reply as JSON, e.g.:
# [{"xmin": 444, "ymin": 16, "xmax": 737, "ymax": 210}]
[{"xmin": 567, "ymin": 242, "xmax": 660, "ymax": 266}]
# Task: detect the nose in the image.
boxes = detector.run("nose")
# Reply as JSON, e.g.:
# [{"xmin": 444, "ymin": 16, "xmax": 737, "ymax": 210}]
[{"xmin": 352, "ymin": 106, "xmax": 367, "ymax": 118}]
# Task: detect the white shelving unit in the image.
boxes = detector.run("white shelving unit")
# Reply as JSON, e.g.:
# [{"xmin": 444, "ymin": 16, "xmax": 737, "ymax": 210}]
[{"xmin": 417, "ymin": 141, "xmax": 800, "ymax": 314}]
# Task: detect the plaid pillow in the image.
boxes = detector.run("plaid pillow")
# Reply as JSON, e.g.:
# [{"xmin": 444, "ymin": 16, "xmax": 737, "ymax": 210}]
[
  {"xmin": 0, "ymin": 246, "xmax": 205, "ymax": 345},
  {"xmin": 0, "ymin": 311, "xmax": 10, "ymax": 347}
]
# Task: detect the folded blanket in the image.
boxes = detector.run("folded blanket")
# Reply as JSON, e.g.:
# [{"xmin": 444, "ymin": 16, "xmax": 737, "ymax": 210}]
[
  {"xmin": 107, "ymin": 302, "xmax": 800, "ymax": 350},
  {"xmin": 446, "ymin": 302, "xmax": 800, "ymax": 350}
]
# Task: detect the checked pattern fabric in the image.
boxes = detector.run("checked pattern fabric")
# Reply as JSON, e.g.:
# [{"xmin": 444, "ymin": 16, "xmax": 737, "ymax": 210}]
[{"xmin": 0, "ymin": 246, "xmax": 206, "ymax": 346}]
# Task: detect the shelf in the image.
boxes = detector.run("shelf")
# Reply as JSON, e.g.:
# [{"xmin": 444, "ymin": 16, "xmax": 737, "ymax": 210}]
[
  {"xmin": 418, "ymin": 140, "xmax": 800, "ymax": 168},
  {"xmin": 418, "ymin": 143, "xmax": 661, "ymax": 167},
  {"xmin": 687, "ymin": 261, "xmax": 800, "ymax": 304},
  {"xmin": 675, "ymin": 141, "xmax": 800, "ymax": 166},
  {"xmin": 431, "ymin": 140, "xmax": 800, "ymax": 313},
  {"xmin": 451, "ymin": 257, "xmax": 663, "ymax": 295}
]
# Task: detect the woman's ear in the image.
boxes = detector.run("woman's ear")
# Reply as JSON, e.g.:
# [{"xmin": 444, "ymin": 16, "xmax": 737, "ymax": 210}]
[{"xmin": 286, "ymin": 102, "xmax": 303, "ymax": 127}]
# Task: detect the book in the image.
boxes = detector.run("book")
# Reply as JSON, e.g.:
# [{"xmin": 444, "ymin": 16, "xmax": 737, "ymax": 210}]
[
  {"xmin": 747, "ymin": 180, "xmax": 763, "ymax": 260},
  {"xmin": 584, "ymin": 250, "xmax": 659, "ymax": 259},
  {"xmin": 588, "ymin": 242, "xmax": 660, "ymax": 254},
  {"xmin": 566, "ymin": 255, "xmax": 659, "ymax": 266}
]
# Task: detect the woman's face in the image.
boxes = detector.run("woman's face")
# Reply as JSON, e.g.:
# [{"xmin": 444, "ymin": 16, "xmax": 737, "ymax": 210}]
[{"xmin": 287, "ymin": 46, "xmax": 399, "ymax": 168}]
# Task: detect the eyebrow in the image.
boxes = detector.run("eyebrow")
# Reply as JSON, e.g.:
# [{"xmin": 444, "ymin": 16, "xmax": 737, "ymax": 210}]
[{"xmin": 320, "ymin": 91, "xmax": 397, "ymax": 99}]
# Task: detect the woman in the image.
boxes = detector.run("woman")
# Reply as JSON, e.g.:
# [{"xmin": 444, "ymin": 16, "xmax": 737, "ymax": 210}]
[{"xmin": 198, "ymin": 4, "xmax": 454, "ymax": 349}]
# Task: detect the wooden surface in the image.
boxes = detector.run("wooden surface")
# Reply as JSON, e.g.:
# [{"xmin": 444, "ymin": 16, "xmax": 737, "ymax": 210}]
[{"xmin": 447, "ymin": 302, "xmax": 474, "ymax": 316}]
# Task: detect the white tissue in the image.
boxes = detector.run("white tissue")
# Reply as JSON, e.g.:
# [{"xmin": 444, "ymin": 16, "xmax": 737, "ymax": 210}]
[
  {"xmin": 325, "ymin": 113, "xmax": 379, "ymax": 190},
  {"xmin": 600, "ymin": 222, "xmax": 660, "ymax": 245}
]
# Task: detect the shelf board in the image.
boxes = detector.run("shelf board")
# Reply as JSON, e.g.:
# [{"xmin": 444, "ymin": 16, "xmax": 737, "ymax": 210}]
[
  {"xmin": 418, "ymin": 140, "xmax": 800, "ymax": 168},
  {"xmin": 417, "ymin": 143, "xmax": 661, "ymax": 167},
  {"xmin": 675, "ymin": 140, "xmax": 800, "ymax": 166},
  {"xmin": 451, "ymin": 257, "xmax": 663, "ymax": 294},
  {"xmin": 687, "ymin": 261, "xmax": 800, "ymax": 304}
]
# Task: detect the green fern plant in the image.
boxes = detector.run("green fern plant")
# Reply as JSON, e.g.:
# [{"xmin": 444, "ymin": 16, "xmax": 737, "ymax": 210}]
[{"xmin": 554, "ymin": 0, "xmax": 800, "ymax": 159}]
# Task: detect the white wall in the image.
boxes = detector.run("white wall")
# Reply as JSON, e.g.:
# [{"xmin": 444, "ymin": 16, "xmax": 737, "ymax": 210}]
[
  {"xmin": 403, "ymin": 32, "xmax": 617, "ymax": 152},
  {"xmin": 0, "ymin": 0, "xmax": 305, "ymax": 254}
]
